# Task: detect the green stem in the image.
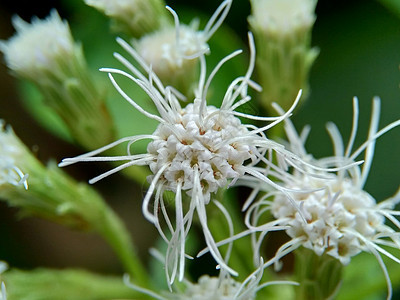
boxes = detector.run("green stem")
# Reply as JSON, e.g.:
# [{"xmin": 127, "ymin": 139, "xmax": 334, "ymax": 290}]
[
  {"xmin": 98, "ymin": 208, "xmax": 151, "ymax": 289},
  {"xmin": 294, "ymin": 248, "xmax": 343, "ymax": 300}
]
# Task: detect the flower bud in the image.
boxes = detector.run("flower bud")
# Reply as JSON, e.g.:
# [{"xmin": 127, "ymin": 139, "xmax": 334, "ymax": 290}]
[
  {"xmin": 249, "ymin": 0, "xmax": 319, "ymax": 111},
  {"xmin": 0, "ymin": 10, "xmax": 115, "ymax": 150},
  {"xmin": 85, "ymin": 0, "xmax": 171, "ymax": 38}
]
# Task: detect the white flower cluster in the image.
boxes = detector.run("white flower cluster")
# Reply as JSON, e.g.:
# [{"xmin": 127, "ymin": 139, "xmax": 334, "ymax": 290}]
[
  {"xmin": 147, "ymin": 100, "xmax": 256, "ymax": 202},
  {"xmin": 246, "ymin": 97, "xmax": 400, "ymax": 298},
  {"xmin": 272, "ymin": 176, "xmax": 389, "ymax": 265},
  {"xmin": 0, "ymin": 121, "xmax": 28, "ymax": 189},
  {"xmin": 0, "ymin": 10, "xmax": 74, "ymax": 80}
]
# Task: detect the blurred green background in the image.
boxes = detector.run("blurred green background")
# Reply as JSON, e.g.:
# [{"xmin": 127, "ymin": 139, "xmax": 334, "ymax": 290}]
[{"xmin": 0, "ymin": 0, "xmax": 399, "ymax": 297}]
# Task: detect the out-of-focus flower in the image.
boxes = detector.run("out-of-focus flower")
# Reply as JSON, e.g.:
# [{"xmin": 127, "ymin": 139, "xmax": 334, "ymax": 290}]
[
  {"xmin": 0, "ymin": 10, "xmax": 74, "ymax": 80},
  {"xmin": 134, "ymin": 0, "xmax": 232, "ymax": 94},
  {"xmin": 124, "ymin": 260, "xmax": 298, "ymax": 300},
  {"xmin": 85, "ymin": 0, "xmax": 171, "ymax": 38},
  {"xmin": 246, "ymin": 97, "xmax": 400, "ymax": 299},
  {"xmin": 0, "ymin": 10, "xmax": 115, "ymax": 149},
  {"xmin": 0, "ymin": 120, "xmax": 103, "ymax": 230},
  {"xmin": 0, "ymin": 122, "xmax": 148, "ymax": 285},
  {"xmin": 248, "ymin": 0, "xmax": 319, "ymax": 111},
  {"xmin": 60, "ymin": 29, "xmax": 316, "ymax": 285}
]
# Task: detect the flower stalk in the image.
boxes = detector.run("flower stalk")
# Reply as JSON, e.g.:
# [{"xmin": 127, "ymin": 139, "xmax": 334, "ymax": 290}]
[
  {"xmin": 249, "ymin": 0, "xmax": 319, "ymax": 111},
  {"xmin": 294, "ymin": 247, "xmax": 342, "ymax": 300}
]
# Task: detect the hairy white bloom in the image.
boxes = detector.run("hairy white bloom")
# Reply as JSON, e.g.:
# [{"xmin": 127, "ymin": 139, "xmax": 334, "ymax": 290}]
[
  {"xmin": 250, "ymin": 0, "xmax": 316, "ymax": 34},
  {"xmin": 0, "ymin": 10, "xmax": 74, "ymax": 81},
  {"xmin": 60, "ymin": 25, "xmax": 312, "ymax": 285},
  {"xmin": 0, "ymin": 121, "xmax": 28, "ymax": 189},
  {"xmin": 147, "ymin": 101, "xmax": 255, "ymax": 203},
  {"xmin": 246, "ymin": 97, "xmax": 400, "ymax": 299},
  {"xmin": 134, "ymin": 0, "xmax": 231, "ymax": 90}
]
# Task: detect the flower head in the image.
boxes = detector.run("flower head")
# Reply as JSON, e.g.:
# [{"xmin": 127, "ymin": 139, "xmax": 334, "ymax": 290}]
[{"xmin": 246, "ymin": 97, "xmax": 400, "ymax": 299}]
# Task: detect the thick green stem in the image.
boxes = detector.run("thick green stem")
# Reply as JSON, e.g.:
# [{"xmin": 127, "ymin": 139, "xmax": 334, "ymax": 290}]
[
  {"xmin": 294, "ymin": 248, "xmax": 343, "ymax": 300},
  {"xmin": 98, "ymin": 208, "xmax": 151, "ymax": 288}
]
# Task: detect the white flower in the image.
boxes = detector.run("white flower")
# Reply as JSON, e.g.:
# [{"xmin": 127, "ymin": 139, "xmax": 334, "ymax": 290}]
[
  {"xmin": 249, "ymin": 0, "xmax": 316, "ymax": 34},
  {"xmin": 60, "ymin": 24, "xmax": 313, "ymax": 284},
  {"xmin": 0, "ymin": 10, "xmax": 74, "ymax": 81},
  {"xmin": 246, "ymin": 97, "xmax": 400, "ymax": 299},
  {"xmin": 134, "ymin": 0, "xmax": 231, "ymax": 88},
  {"xmin": 0, "ymin": 121, "xmax": 28, "ymax": 189}
]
